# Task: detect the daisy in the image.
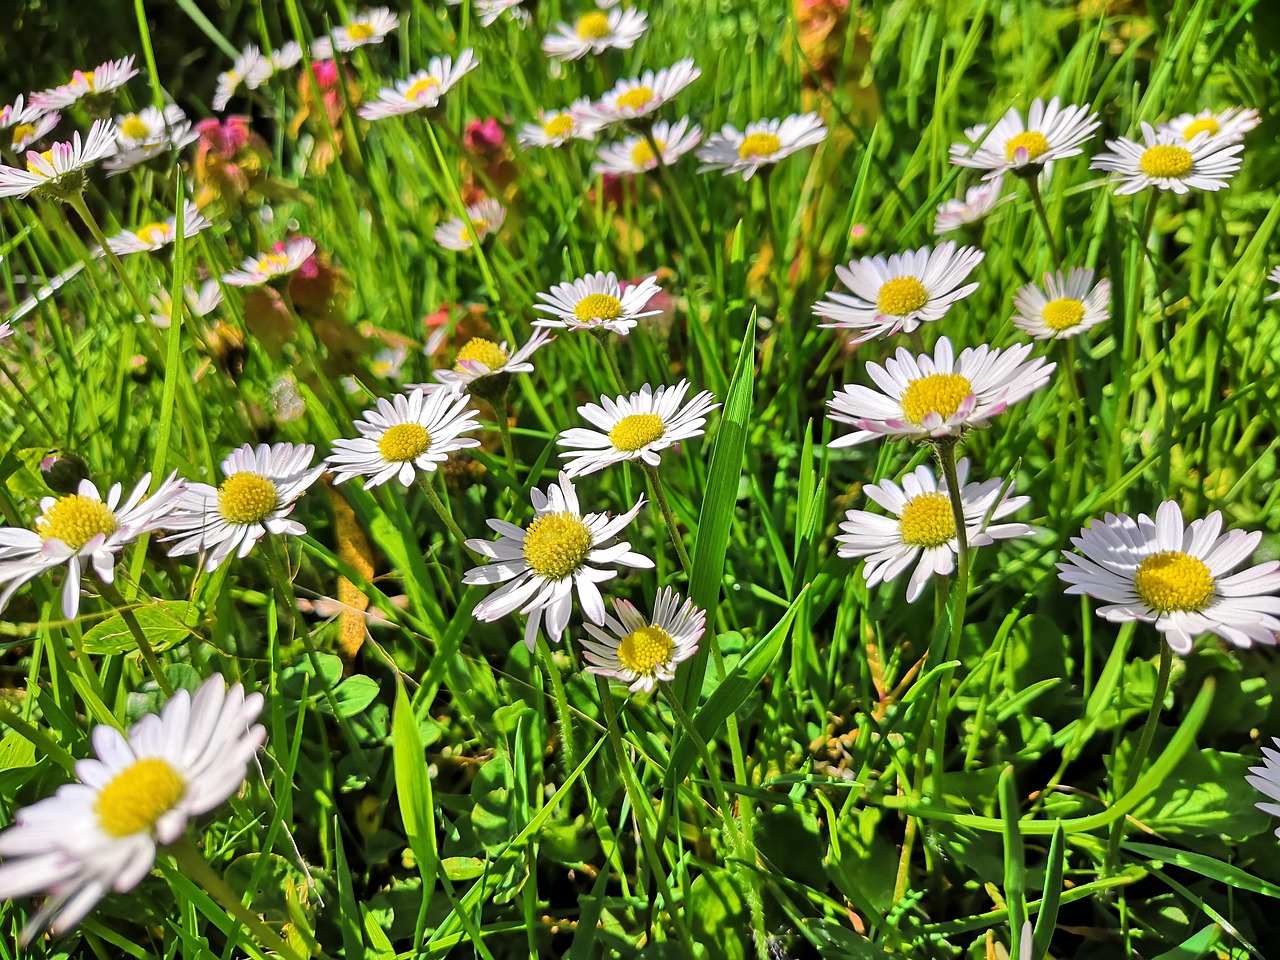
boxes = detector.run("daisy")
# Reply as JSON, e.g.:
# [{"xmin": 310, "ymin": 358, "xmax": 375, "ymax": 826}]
[
  {"xmin": 579, "ymin": 59, "xmax": 701, "ymax": 128},
  {"xmin": 0, "ymin": 321, "xmax": 13, "ymax": 342},
  {"xmin": 165, "ymin": 443, "xmax": 323, "ymax": 570},
  {"xmin": 475, "ymin": 0, "xmax": 530, "ymax": 27},
  {"xmin": 1090, "ymin": 122, "xmax": 1243, "ymax": 195},
  {"xmin": 462, "ymin": 471, "xmax": 654, "ymax": 648},
  {"xmin": 1161, "ymin": 107, "xmax": 1260, "ymax": 146},
  {"xmin": 696, "ymin": 113, "xmax": 828, "ymax": 181},
  {"xmin": 1247, "ymin": 739, "xmax": 1280, "ymax": 838},
  {"xmin": 1012, "ymin": 268, "xmax": 1110, "ymax": 340},
  {"xmin": 105, "ymin": 201, "xmax": 212, "ymax": 256},
  {"xmin": 142, "ymin": 279, "xmax": 224, "ymax": 329},
  {"xmin": 30, "ymin": 57, "xmax": 138, "ymax": 112},
  {"xmin": 1059, "ymin": 501, "xmax": 1280, "ymax": 654},
  {"xmin": 593, "ymin": 117, "xmax": 702, "ymax": 175},
  {"xmin": 213, "ymin": 46, "xmax": 274, "ymax": 111},
  {"xmin": 580, "ymin": 587, "xmax": 705, "ymax": 692},
  {"xmin": 558, "ymin": 380, "xmax": 719, "ymax": 477},
  {"xmin": 542, "ymin": 7, "xmax": 648, "ymax": 61},
  {"xmin": 934, "ymin": 177, "xmax": 1005, "ymax": 235},
  {"xmin": 103, "ymin": 108, "xmax": 198, "ymax": 175},
  {"xmin": 517, "ymin": 98, "xmax": 601, "ymax": 148},
  {"xmin": 433, "ymin": 197, "xmax": 505, "ymax": 251},
  {"xmin": 0, "ymin": 119, "xmax": 118, "ymax": 201},
  {"xmin": 827, "ymin": 336, "xmax": 1055, "ymax": 447},
  {"xmin": 222, "ymin": 237, "xmax": 316, "ymax": 287},
  {"xmin": 0, "ymin": 675, "xmax": 265, "ymax": 945},
  {"xmin": 1267, "ymin": 266, "xmax": 1280, "ymax": 302},
  {"xmin": 312, "ymin": 6, "xmax": 399, "ymax": 58},
  {"xmin": 411, "ymin": 328, "xmax": 553, "ymax": 394},
  {"xmin": 533, "ymin": 270, "xmax": 662, "ymax": 335},
  {"xmin": 813, "ymin": 241, "xmax": 985, "ymax": 344},
  {"xmin": 2, "ymin": 96, "xmax": 60, "ymax": 153},
  {"xmin": 950, "ymin": 96, "xmax": 1099, "ymax": 180},
  {"xmin": 271, "ymin": 41, "xmax": 304, "ymax": 71},
  {"xmin": 0, "ymin": 472, "xmax": 184, "ymax": 620},
  {"xmin": 326, "ymin": 390, "xmax": 482, "ymax": 487},
  {"xmin": 357, "ymin": 50, "xmax": 479, "ymax": 120},
  {"xmin": 835, "ymin": 459, "xmax": 1032, "ymax": 602}
]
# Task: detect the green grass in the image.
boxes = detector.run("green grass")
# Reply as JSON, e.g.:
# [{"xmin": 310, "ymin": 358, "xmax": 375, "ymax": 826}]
[{"xmin": 3, "ymin": 0, "xmax": 1280, "ymax": 957}]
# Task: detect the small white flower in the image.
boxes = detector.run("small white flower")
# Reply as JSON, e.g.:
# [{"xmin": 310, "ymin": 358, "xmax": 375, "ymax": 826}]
[
  {"xmin": 0, "ymin": 675, "xmax": 265, "ymax": 945},
  {"xmin": 1012, "ymin": 268, "xmax": 1110, "ymax": 340},
  {"xmin": 593, "ymin": 117, "xmax": 702, "ymax": 175},
  {"xmin": 358, "ymin": 50, "xmax": 479, "ymax": 120},
  {"xmin": 326, "ymin": 390, "xmax": 482, "ymax": 487},
  {"xmin": 558, "ymin": 380, "xmax": 719, "ymax": 478},
  {"xmin": 1058, "ymin": 500, "xmax": 1280, "ymax": 655},
  {"xmin": 142, "ymin": 279, "xmax": 223, "ymax": 329},
  {"xmin": 475, "ymin": 0, "xmax": 529, "ymax": 27},
  {"xmin": 213, "ymin": 46, "xmax": 275, "ymax": 112},
  {"xmin": 433, "ymin": 197, "xmax": 505, "ymax": 251},
  {"xmin": 581, "ymin": 587, "xmax": 705, "ymax": 692},
  {"xmin": 103, "ymin": 107, "xmax": 198, "ymax": 175},
  {"xmin": 271, "ymin": 41, "xmax": 304, "ymax": 71},
  {"xmin": 517, "ymin": 98, "xmax": 601, "ymax": 148},
  {"xmin": 0, "ymin": 119, "xmax": 118, "ymax": 200},
  {"xmin": 165, "ymin": 443, "xmax": 323, "ymax": 570},
  {"xmin": 410, "ymin": 328, "xmax": 553, "ymax": 394},
  {"xmin": 827, "ymin": 336, "xmax": 1056, "ymax": 447},
  {"xmin": 533, "ymin": 270, "xmax": 662, "ymax": 335},
  {"xmin": 463, "ymin": 471, "xmax": 654, "ymax": 648},
  {"xmin": 222, "ymin": 237, "xmax": 316, "ymax": 287},
  {"xmin": 1267, "ymin": 265, "xmax": 1280, "ymax": 302},
  {"xmin": 950, "ymin": 96, "xmax": 1099, "ymax": 179},
  {"xmin": 1160, "ymin": 107, "xmax": 1260, "ymax": 146},
  {"xmin": 1247, "ymin": 739, "xmax": 1280, "ymax": 838},
  {"xmin": 696, "ymin": 113, "xmax": 827, "ymax": 180},
  {"xmin": 836, "ymin": 459, "xmax": 1032, "ymax": 602},
  {"xmin": 542, "ymin": 7, "xmax": 648, "ymax": 61},
  {"xmin": 2, "ymin": 97, "xmax": 60, "ymax": 153},
  {"xmin": 813, "ymin": 241, "xmax": 985, "ymax": 344},
  {"xmin": 0, "ymin": 472, "xmax": 184, "ymax": 620},
  {"xmin": 0, "ymin": 95, "xmax": 43, "ymax": 131},
  {"xmin": 30, "ymin": 57, "xmax": 139, "ymax": 111},
  {"xmin": 934, "ymin": 177, "xmax": 1006, "ymax": 235},
  {"xmin": 1090, "ymin": 122, "xmax": 1244, "ymax": 195},
  {"xmin": 311, "ymin": 6, "xmax": 399, "ymax": 58},
  {"xmin": 105, "ymin": 201, "xmax": 212, "ymax": 256},
  {"xmin": 579, "ymin": 59, "xmax": 701, "ymax": 128}
]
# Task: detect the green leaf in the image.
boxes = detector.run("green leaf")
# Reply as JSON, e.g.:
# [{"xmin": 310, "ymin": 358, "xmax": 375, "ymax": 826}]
[
  {"xmin": 81, "ymin": 599, "xmax": 197, "ymax": 655},
  {"xmin": 1124, "ymin": 841, "xmax": 1280, "ymax": 898},
  {"xmin": 688, "ymin": 868, "xmax": 749, "ymax": 960},
  {"xmin": 1129, "ymin": 749, "xmax": 1272, "ymax": 840},
  {"xmin": 316, "ymin": 675, "xmax": 380, "ymax": 718},
  {"xmin": 392, "ymin": 682, "xmax": 438, "ymax": 902}
]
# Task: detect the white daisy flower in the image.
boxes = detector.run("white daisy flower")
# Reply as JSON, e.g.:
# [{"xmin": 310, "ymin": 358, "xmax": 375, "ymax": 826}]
[
  {"xmin": 211, "ymin": 46, "xmax": 275, "ymax": 112},
  {"xmin": 462, "ymin": 471, "xmax": 654, "ymax": 648},
  {"xmin": 30, "ymin": 57, "xmax": 139, "ymax": 112},
  {"xmin": 950, "ymin": 96, "xmax": 1099, "ymax": 180},
  {"xmin": 165, "ymin": 443, "xmax": 323, "ymax": 570},
  {"xmin": 1161, "ymin": 107, "xmax": 1260, "ymax": 146},
  {"xmin": 311, "ymin": 6, "xmax": 399, "ymax": 58},
  {"xmin": 0, "ymin": 321, "xmax": 13, "ymax": 342},
  {"xmin": 0, "ymin": 119, "xmax": 118, "ymax": 200},
  {"xmin": 103, "ymin": 108, "xmax": 198, "ymax": 175},
  {"xmin": 0, "ymin": 675, "xmax": 265, "ymax": 945},
  {"xmin": 0, "ymin": 95, "xmax": 42, "ymax": 130},
  {"xmin": 2, "ymin": 96, "xmax": 60, "ymax": 153},
  {"xmin": 813, "ymin": 241, "xmax": 985, "ymax": 344},
  {"xmin": 1012, "ymin": 268, "xmax": 1110, "ymax": 340},
  {"xmin": 533, "ymin": 271, "xmax": 662, "ymax": 335},
  {"xmin": 1267, "ymin": 266, "xmax": 1280, "ymax": 302},
  {"xmin": 542, "ymin": 7, "xmax": 648, "ymax": 61},
  {"xmin": 835, "ymin": 459, "xmax": 1032, "ymax": 602},
  {"xmin": 222, "ymin": 237, "xmax": 316, "ymax": 287},
  {"xmin": 271, "ymin": 41, "xmax": 304, "ymax": 71},
  {"xmin": 579, "ymin": 59, "xmax": 701, "ymax": 128},
  {"xmin": 433, "ymin": 197, "xmax": 505, "ymax": 251},
  {"xmin": 557, "ymin": 380, "xmax": 719, "ymax": 478},
  {"xmin": 517, "ymin": 98, "xmax": 601, "ymax": 148},
  {"xmin": 580, "ymin": 587, "xmax": 705, "ymax": 692},
  {"xmin": 696, "ymin": 113, "xmax": 828, "ymax": 181},
  {"xmin": 357, "ymin": 50, "xmax": 479, "ymax": 120},
  {"xmin": 475, "ymin": 0, "xmax": 530, "ymax": 27},
  {"xmin": 326, "ymin": 390, "xmax": 483, "ymax": 488},
  {"xmin": 1247, "ymin": 739, "xmax": 1280, "ymax": 838},
  {"xmin": 0, "ymin": 472, "xmax": 184, "ymax": 620},
  {"xmin": 411, "ymin": 328, "xmax": 553, "ymax": 394},
  {"xmin": 142, "ymin": 279, "xmax": 224, "ymax": 329},
  {"xmin": 593, "ymin": 117, "xmax": 702, "ymax": 175},
  {"xmin": 105, "ymin": 201, "xmax": 212, "ymax": 256},
  {"xmin": 1058, "ymin": 500, "xmax": 1280, "ymax": 655},
  {"xmin": 1090, "ymin": 122, "xmax": 1244, "ymax": 195},
  {"xmin": 934, "ymin": 177, "xmax": 1006, "ymax": 235},
  {"xmin": 827, "ymin": 336, "xmax": 1055, "ymax": 448}
]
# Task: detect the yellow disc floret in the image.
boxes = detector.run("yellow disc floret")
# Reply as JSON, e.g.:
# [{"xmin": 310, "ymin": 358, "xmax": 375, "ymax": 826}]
[
  {"xmin": 406, "ymin": 77, "xmax": 441, "ymax": 101},
  {"xmin": 617, "ymin": 624, "xmax": 675, "ymax": 676},
  {"xmin": 136, "ymin": 222, "xmax": 171, "ymax": 246},
  {"xmin": 10, "ymin": 122, "xmax": 35, "ymax": 146},
  {"xmin": 38, "ymin": 495, "xmax": 119, "ymax": 550},
  {"xmin": 522, "ymin": 512, "xmax": 593, "ymax": 580},
  {"xmin": 738, "ymin": 132, "xmax": 782, "ymax": 159},
  {"xmin": 574, "ymin": 293, "xmax": 625, "ymax": 322},
  {"xmin": 217, "ymin": 472, "xmax": 280, "ymax": 525},
  {"xmin": 258, "ymin": 252, "xmax": 292, "ymax": 274},
  {"xmin": 1139, "ymin": 145, "xmax": 1194, "ymax": 179},
  {"xmin": 609, "ymin": 413, "xmax": 667, "ymax": 452},
  {"xmin": 1182, "ymin": 117, "xmax": 1219, "ymax": 141},
  {"xmin": 378, "ymin": 423, "xmax": 432, "ymax": 462},
  {"xmin": 616, "ymin": 86, "xmax": 654, "ymax": 112},
  {"xmin": 1004, "ymin": 130, "xmax": 1050, "ymax": 162},
  {"xmin": 455, "ymin": 338, "xmax": 509, "ymax": 373},
  {"xmin": 1042, "ymin": 297, "xmax": 1086, "ymax": 331},
  {"xmin": 94, "ymin": 757, "xmax": 186, "ymax": 838},
  {"xmin": 575, "ymin": 11, "xmax": 611, "ymax": 39},
  {"xmin": 897, "ymin": 492, "xmax": 957, "ymax": 548},
  {"xmin": 876, "ymin": 276, "xmax": 930, "ymax": 316},
  {"xmin": 898, "ymin": 373, "xmax": 973, "ymax": 426},
  {"xmin": 1133, "ymin": 550, "xmax": 1215, "ymax": 613},
  {"xmin": 346, "ymin": 21, "xmax": 376, "ymax": 41},
  {"xmin": 26, "ymin": 149, "xmax": 55, "ymax": 175},
  {"xmin": 543, "ymin": 114, "xmax": 575, "ymax": 139},
  {"xmin": 119, "ymin": 114, "xmax": 151, "ymax": 140},
  {"xmin": 630, "ymin": 138, "xmax": 662, "ymax": 168}
]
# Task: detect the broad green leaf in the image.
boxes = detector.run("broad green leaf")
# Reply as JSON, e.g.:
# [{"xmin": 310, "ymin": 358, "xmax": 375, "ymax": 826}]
[
  {"xmin": 81, "ymin": 599, "xmax": 197, "ymax": 655},
  {"xmin": 392, "ymin": 682, "xmax": 438, "ymax": 902}
]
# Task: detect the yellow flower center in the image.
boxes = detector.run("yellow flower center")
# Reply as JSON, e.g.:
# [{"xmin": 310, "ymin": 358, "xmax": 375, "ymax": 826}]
[
  {"xmin": 94, "ymin": 757, "xmax": 187, "ymax": 838},
  {"xmin": 136, "ymin": 221, "xmax": 171, "ymax": 246},
  {"xmin": 119, "ymin": 114, "xmax": 151, "ymax": 140},
  {"xmin": 25, "ymin": 148, "xmax": 55, "ymax": 174},
  {"xmin": 1182, "ymin": 117, "xmax": 1219, "ymax": 141},
  {"xmin": 1004, "ymin": 130, "xmax": 1050, "ymax": 162},
  {"xmin": 217, "ymin": 472, "xmax": 280, "ymax": 525},
  {"xmin": 543, "ymin": 114, "xmax": 575, "ymax": 138},
  {"xmin": 608, "ymin": 412, "xmax": 666, "ymax": 452},
  {"xmin": 574, "ymin": 293, "xmax": 625, "ymax": 322},
  {"xmin": 522, "ymin": 512, "xmax": 593, "ymax": 580},
  {"xmin": 1041, "ymin": 297, "xmax": 1086, "ymax": 331},
  {"xmin": 616, "ymin": 86, "xmax": 654, "ymax": 111},
  {"xmin": 378, "ymin": 423, "xmax": 432, "ymax": 462},
  {"xmin": 469, "ymin": 218, "xmax": 490, "ymax": 234},
  {"xmin": 617, "ymin": 624, "xmax": 675, "ymax": 676},
  {"xmin": 346, "ymin": 21, "xmax": 376, "ymax": 41},
  {"xmin": 259, "ymin": 253, "xmax": 292, "ymax": 274},
  {"xmin": 876, "ymin": 276, "xmax": 929, "ymax": 316},
  {"xmin": 406, "ymin": 77, "xmax": 441, "ymax": 101},
  {"xmin": 38, "ymin": 494, "xmax": 119, "ymax": 550},
  {"xmin": 898, "ymin": 373, "xmax": 973, "ymax": 426},
  {"xmin": 1139, "ymin": 145, "xmax": 1194, "ymax": 179},
  {"xmin": 630, "ymin": 138, "xmax": 663, "ymax": 167},
  {"xmin": 10, "ymin": 122, "xmax": 35, "ymax": 145},
  {"xmin": 738, "ymin": 132, "xmax": 782, "ymax": 159},
  {"xmin": 76, "ymin": 69, "xmax": 98, "ymax": 92},
  {"xmin": 897, "ymin": 492, "xmax": 956, "ymax": 548},
  {"xmin": 455, "ymin": 337, "xmax": 509, "ymax": 372},
  {"xmin": 1133, "ymin": 550, "xmax": 1216, "ymax": 613},
  {"xmin": 575, "ymin": 11, "xmax": 611, "ymax": 38}
]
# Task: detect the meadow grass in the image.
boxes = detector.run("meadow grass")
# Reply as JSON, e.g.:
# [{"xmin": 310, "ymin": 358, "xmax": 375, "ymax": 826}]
[{"xmin": 2, "ymin": 0, "xmax": 1280, "ymax": 957}]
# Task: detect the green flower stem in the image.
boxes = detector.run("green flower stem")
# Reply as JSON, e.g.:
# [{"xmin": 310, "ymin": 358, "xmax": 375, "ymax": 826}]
[
  {"xmin": 491, "ymin": 391, "xmax": 518, "ymax": 478},
  {"xmin": 536, "ymin": 633, "xmax": 578, "ymax": 778},
  {"xmin": 1025, "ymin": 173, "xmax": 1064, "ymax": 268},
  {"xmin": 97, "ymin": 580, "xmax": 174, "ymax": 698},
  {"xmin": 65, "ymin": 192, "xmax": 154, "ymax": 323},
  {"xmin": 660, "ymin": 683, "xmax": 744, "ymax": 855},
  {"xmin": 414, "ymin": 471, "xmax": 477, "ymax": 560},
  {"xmin": 592, "ymin": 330, "xmax": 627, "ymax": 393},
  {"xmin": 641, "ymin": 462, "xmax": 692, "ymax": 578},
  {"xmin": 642, "ymin": 127, "xmax": 716, "ymax": 285}
]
